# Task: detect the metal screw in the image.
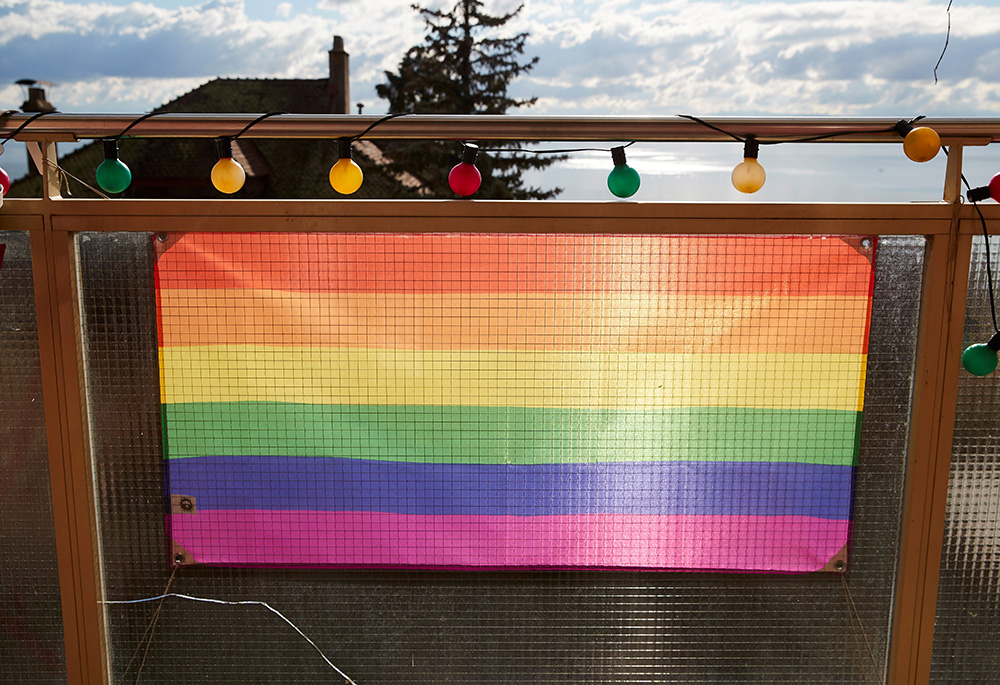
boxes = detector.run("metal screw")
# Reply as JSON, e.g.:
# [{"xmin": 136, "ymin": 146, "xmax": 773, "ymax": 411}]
[
  {"xmin": 173, "ymin": 552, "xmax": 185, "ymax": 565},
  {"xmin": 860, "ymin": 238, "xmax": 873, "ymax": 250},
  {"xmin": 179, "ymin": 497, "xmax": 193, "ymax": 512},
  {"xmin": 155, "ymin": 232, "xmax": 169, "ymax": 243},
  {"xmin": 834, "ymin": 559, "xmax": 846, "ymax": 573}
]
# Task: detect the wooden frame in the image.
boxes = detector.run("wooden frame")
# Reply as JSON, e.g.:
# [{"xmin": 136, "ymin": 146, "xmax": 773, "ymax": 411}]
[{"xmin": 2, "ymin": 133, "xmax": 998, "ymax": 685}]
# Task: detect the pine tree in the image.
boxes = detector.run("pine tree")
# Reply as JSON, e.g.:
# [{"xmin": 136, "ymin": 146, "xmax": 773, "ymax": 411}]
[{"xmin": 377, "ymin": 0, "xmax": 562, "ymax": 199}]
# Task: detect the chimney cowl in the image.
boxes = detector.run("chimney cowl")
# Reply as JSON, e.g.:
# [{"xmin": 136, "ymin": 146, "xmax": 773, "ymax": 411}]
[{"xmin": 19, "ymin": 80, "xmax": 56, "ymax": 113}]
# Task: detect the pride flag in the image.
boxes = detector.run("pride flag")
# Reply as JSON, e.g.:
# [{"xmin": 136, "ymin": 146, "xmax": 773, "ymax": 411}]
[{"xmin": 157, "ymin": 233, "xmax": 874, "ymax": 572}]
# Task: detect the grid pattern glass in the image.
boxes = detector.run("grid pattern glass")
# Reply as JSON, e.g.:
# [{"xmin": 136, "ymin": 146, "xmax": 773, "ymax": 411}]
[
  {"xmin": 82, "ymin": 231, "xmax": 920, "ymax": 683},
  {"xmin": 0, "ymin": 231, "xmax": 67, "ymax": 683},
  {"xmin": 930, "ymin": 234, "xmax": 1000, "ymax": 682}
]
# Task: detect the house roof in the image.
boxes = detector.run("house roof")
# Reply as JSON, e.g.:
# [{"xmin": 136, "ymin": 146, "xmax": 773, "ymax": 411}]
[{"xmin": 9, "ymin": 77, "xmax": 426, "ymax": 199}]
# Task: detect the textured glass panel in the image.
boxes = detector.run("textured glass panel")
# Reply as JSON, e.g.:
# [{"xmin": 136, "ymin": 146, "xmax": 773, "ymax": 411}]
[
  {"xmin": 931, "ymin": 235, "xmax": 1000, "ymax": 682},
  {"xmin": 82, "ymin": 231, "xmax": 920, "ymax": 684},
  {"xmin": 0, "ymin": 231, "xmax": 67, "ymax": 683}
]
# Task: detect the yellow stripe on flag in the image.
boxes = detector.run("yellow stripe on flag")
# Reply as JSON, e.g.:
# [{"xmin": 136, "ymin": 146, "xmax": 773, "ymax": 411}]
[{"xmin": 160, "ymin": 345, "xmax": 866, "ymax": 411}]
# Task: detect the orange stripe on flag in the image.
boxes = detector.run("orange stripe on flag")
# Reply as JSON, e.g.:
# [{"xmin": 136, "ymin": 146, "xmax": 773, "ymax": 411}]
[{"xmin": 155, "ymin": 233, "xmax": 873, "ymax": 297}]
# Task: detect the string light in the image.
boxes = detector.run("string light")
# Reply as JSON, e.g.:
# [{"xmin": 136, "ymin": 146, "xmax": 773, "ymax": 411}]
[
  {"xmin": 210, "ymin": 112, "xmax": 284, "ymax": 196},
  {"xmin": 0, "ymin": 157, "xmax": 9, "ymax": 197},
  {"xmin": 966, "ymin": 172, "xmax": 1000, "ymax": 204},
  {"xmin": 963, "ymin": 331, "xmax": 1000, "ymax": 376},
  {"xmin": 961, "ymin": 169, "xmax": 1000, "ymax": 375},
  {"xmin": 680, "ymin": 113, "xmax": 945, "ymax": 192},
  {"xmin": 95, "ymin": 138, "xmax": 132, "ymax": 194},
  {"xmin": 329, "ymin": 137, "xmax": 364, "ymax": 195},
  {"xmin": 894, "ymin": 119, "xmax": 941, "ymax": 163},
  {"xmin": 0, "ymin": 111, "xmax": 963, "ymax": 202},
  {"xmin": 449, "ymin": 143, "xmax": 482, "ymax": 196},
  {"xmin": 92, "ymin": 111, "xmax": 167, "ymax": 195},
  {"xmin": 211, "ymin": 138, "xmax": 246, "ymax": 194},
  {"xmin": 731, "ymin": 137, "xmax": 765, "ymax": 194},
  {"xmin": 325, "ymin": 112, "xmax": 414, "ymax": 196},
  {"xmin": 607, "ymin": 146, "xmax": 640, "ymax": 198},
  {"xmin": 0, "ymin": 141, "xmax": 8, "ymax": 200},
  {"xmin": 475, "ymin": 140, "xmax": 632, "ymax": 199}
]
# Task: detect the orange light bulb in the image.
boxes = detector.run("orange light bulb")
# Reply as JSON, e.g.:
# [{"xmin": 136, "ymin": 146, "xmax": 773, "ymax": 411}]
[
  {"xmin": 903, "ymin": 126, "xmax": 941, "ymax": 163},
  {"xmin": 211, "ymin": 139, "xmax": 245, "ymax": 194},
  {"xmin": 731, "ymin": 138, "xmax": 765, "ymax": 194},
  {"xmin": 329, "ymin": 137, "xmax": 363, "ymax": 195}
]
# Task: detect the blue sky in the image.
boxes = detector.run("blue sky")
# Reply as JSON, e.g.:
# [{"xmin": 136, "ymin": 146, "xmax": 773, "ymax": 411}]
[{"xmin": 1, "ymin": 0, "xmax": 998, "ymax": 200}]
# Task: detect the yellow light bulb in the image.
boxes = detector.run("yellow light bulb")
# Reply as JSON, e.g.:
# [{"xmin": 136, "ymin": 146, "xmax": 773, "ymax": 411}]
[
  {"xmin": 903, "ymin": 126, "xmax": 941, "ymax": 163},
  {"xmin": 211, "ymin": 157, "xmax": 245, "ymax": 194},
  {"xmin": 329, "ymin": 158, "xmax": 363, "ymax": 195},
  {"xmin": 732, "ymin": 158, "xmax": 766, "ymax": 194}
]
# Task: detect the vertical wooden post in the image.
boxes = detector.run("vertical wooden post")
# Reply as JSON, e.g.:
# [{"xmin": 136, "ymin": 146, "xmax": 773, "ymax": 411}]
[
  {"xmin": 887, "ymin": 146, "xmax": 971, "ymax": 683},
  {"xmin": 32, "ymin": 140, "xmax": 110, "ymax": 684},
  {"xmin": 942, "ymin": 145, "xmax": 964, "ymax": 203}
]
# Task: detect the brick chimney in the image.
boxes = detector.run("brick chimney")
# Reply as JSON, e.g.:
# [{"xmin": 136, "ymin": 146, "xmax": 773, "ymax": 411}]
[
  {"xmin": 328, "ymin": 36, "xmax": 349, "ymax": 115},
  {"xmin": 16, "ymin": 80, "xmax": 57, "ymax": 178}
]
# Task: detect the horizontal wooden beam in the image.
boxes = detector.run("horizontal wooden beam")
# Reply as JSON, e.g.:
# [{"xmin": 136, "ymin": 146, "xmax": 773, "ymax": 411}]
[
  {"xmin": 5, "ymin": 197, "xmax": 989, "ymax": 235},
  {"xmin": 2, "ymin": 113, "xmax": 999, "ymax": 143}
]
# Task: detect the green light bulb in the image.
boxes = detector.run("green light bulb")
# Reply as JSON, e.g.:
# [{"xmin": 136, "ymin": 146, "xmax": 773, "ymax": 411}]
[
  {"xmin": 607, "ymin": 146, "xmax": 640, "ymax": 198},
  {"xmin": 962, "ymin": 332, "xmax": 1000, "ymax": 376},
  {"xmin": 96, "ymin": 139, "xmax": 132, "ymax": 194}
]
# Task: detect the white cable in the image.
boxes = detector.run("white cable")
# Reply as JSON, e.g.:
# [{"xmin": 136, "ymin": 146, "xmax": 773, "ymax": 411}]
[{"xmin": 105, "ymin": 593, "xmax": 356, "ymax": 683}]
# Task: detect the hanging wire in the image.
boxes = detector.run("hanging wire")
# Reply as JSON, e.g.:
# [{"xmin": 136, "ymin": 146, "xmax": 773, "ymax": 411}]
[
  {"xmin": 113, "ymin": 111, "xmax": 166, "ymax": 141},
  {"xmin": 0, "ymin": 109, "xmax": 60, "ymax": 145},
  {"xmin": 344, "ymin": 111, "xmax": 630, "ymax": 156},
  {"xmin": 230, "ymin": 111, "xmax": 287, "ymax": 140},
  {"xmin": 0, "ymin": 110, "xmax": 106, "ymax": 198},
  {"xmin": 940, "ymin": 142, "xmax": 1000, "ymax": 334},
  {"xmin": 351, "ymin": 111, "xmax": 413, "ymax": 141},
  {"xmin": 841, "ymin": 575, "xmax": 882, "ymax": 683},
  {"xmin": 676, "ymin": 115, "xmax": 745, "ymax": 142},
  {"xmin": 475, "ymin": 141, "xmax": 636, "ymax": 155},
  {"xmin": 677, "ymin": 114, "xmax": 927, "ymax": 145},
  {"xmin": 961, "ymin": 173, "xmax": 1000, "ymax": 334},
  {"xmin": 116, "ymin": 567, "xmax": 177, "ymax": 685},
  {"xmin": 106, "ymin": 593, "xmax": 356, "ymax": 683},
  {"xmin": 934, "ymin": 0, "xmax": 954, "ymax": 84}
]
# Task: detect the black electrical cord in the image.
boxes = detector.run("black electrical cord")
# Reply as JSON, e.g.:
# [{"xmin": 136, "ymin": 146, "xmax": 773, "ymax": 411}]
[
  {"xmin": 0, "ymin": 109, "xmax": 60, "ymax": 145},
  {"xmin": 347, "ymin": 111, "xmax": 633, "ymax": 155},
  {"xmin": 351, "ymin": 111, "xmax": 413, "ymax": 141},
  {"xmin": 231, "ymin": 111, "xmax": 286, "ymax": 140},
  {"xmin": 475, "ymin": 141, "xmax": 636, "ymax": 155},
  {"xmin": 113, "ymin": 111, "xmax": 165, "ymax": 140},
  {"xmin": 677, "ymin": 114, "xmax": 926, "ymax": 145},
  {"xmin": 961, "ymin": 171, "xmax": 1000, "ymax": 334}
]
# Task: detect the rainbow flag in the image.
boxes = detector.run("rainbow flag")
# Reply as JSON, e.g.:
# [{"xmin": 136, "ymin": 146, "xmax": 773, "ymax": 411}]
[{"xmin": 158, "ymin": 233, "xmax": 874, "ymax": 572}]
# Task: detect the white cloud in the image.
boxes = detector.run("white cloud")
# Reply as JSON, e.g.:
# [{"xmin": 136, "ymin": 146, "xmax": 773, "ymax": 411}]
[
  {"xmin": 1, "ymin": 0, "xmax": 999, "ymax": 118},
  {"xmin": 510, "ymin": 0, "xmax": 1000, "ymax": 115}
]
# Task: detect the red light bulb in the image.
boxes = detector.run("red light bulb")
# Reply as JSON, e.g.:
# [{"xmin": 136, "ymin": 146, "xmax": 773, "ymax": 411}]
[
  {"xmin": 449, "ymin": 144, "xmax": 481, "ymax": 196},
  {"xmin": 967, "ymin": 172, "xmax": 1000, "ymax": 204},
  {"xmin": 989, "ymin": 172, "xmax": 1000, "ymax": 202}
]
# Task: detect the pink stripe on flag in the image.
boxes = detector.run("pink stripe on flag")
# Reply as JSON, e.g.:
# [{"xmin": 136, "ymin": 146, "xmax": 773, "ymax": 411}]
[{"xmin": 169, "ymin": 511, "xmax": 847, "ymax": 572}]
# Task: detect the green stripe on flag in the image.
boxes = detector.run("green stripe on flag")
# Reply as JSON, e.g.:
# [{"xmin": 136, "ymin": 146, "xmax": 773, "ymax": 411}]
[{"xmin": 163, "ymin": 402, "xmax": 861, "ymax": 466}]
